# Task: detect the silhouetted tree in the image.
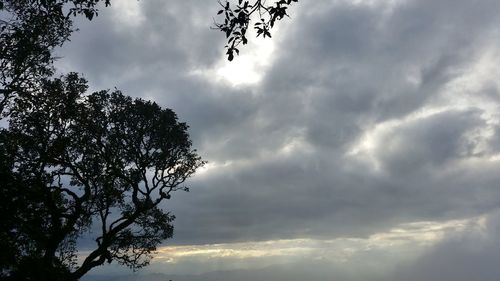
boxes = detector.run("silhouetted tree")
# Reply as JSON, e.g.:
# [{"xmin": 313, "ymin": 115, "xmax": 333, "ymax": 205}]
[
  {"xmin": 1, "ymin": 73, "xmax": 204, "ymax": 280},
  {"xmin": 0, "ymin": 0, "xmax": 296, "ymax": 279},
  {"xmin": 214, "ymin": 0, "xmax": 299, "ymax": 60}
]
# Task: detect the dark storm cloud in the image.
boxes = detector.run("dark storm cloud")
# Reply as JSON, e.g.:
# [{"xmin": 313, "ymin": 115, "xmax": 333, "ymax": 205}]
[{"xmin": 59, "ymin": 0, "xmax": 500, "ymax": 246}]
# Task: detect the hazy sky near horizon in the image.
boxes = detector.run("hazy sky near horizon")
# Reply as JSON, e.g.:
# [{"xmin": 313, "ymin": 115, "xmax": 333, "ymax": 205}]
[{"xmin": 57, "ymin": 0, "xmax": 500, "ymax": 280}]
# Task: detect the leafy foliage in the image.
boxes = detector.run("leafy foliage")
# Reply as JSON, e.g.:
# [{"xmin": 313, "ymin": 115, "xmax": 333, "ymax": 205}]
[
  {"xmin": 0, "ymin": 0, "xmax": 111, "ymax": 116},
  {"xmin": 1, "ymin": 73, "xmax": 204, "ymax": 280},
  {"xmin": 214, "ymin": 0, "xmax": 299, "ymax": 61}
]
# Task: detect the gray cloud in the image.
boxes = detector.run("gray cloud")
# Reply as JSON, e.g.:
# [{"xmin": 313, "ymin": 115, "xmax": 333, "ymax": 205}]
[
  {"xmin": 57, "ymin": 0, "xmax": 500, "ymax": 256},
  {"xmin": 375, "ymin": 109, "xmax": 484, "ymax": 174},
  {"xmin": 164, "ymin": 0, "xmax": 500, "ymax": 244},
  {"xmin": 390, "ymin": 210, "xmax": 500, "ymax": 281}
]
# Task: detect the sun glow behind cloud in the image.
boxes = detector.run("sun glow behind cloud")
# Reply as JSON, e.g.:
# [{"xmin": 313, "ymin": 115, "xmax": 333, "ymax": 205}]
[
  {"xmin": 189, "ymin": 9, "xmax": 301, "ymax": 88},
  {"xmin": 190, "ymin": 35, "xmax": 276, "ymax": 87},
  {"xmin": 216, "ymin": 36, "xmax": 276, "ymax": 85}
]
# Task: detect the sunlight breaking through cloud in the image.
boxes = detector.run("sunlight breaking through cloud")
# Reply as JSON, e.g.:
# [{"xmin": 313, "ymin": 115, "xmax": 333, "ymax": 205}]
[
  {"xmin": 148, "ymin": 216, "xmax": 478, "ymax": 275},
  {"xmin": 190, "ymin": 37, "xmax": 275, "ymax": 87}
]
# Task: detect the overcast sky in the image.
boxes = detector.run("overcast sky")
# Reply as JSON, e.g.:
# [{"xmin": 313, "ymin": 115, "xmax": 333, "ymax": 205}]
[{"xmin": 56, "ymin": 0, "xmax": 500, "ymax": 280}]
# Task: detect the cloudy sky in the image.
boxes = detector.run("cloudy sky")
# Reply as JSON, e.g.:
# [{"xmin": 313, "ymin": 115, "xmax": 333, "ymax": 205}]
[{"xmin": 55, "ymin": 0, "xmax": 500, "ymax": 280}]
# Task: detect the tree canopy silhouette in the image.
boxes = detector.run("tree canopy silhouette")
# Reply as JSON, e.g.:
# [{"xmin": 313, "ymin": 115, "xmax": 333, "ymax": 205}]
[
  {"xmin": 0, "ymin": 0, "xmax": 297, "ymax": 279},
  {"xmin": 1, "ymin": 1, "xmax": 205, "ymax": 279},
  {"xmin": 1, "ymin": 73, "xmax": 204, "ymax": 280}
]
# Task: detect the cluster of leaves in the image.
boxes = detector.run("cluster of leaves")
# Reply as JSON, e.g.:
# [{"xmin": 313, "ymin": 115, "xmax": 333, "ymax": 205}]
[
  {"xmin": 0, "ymin": 73, "xmax": 204, "ymax": 280},
  {"xmin": 65, "ymin": 0, "xmax": 112, "ymax": 20},
  {"xmin": 0, "ymin": 0, "xmax": 111, "ymax": 116},
  {"xmin": 214, "ymin": 0, "xmax": 298, "ymax": 61}
]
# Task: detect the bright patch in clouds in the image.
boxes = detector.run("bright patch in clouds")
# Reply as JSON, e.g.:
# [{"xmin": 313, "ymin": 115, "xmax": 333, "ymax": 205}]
[
  {"xmin": 190, "ymin": 21, "xmax": 282, "ymax": 87},
  {"xmin": 193, "ymin": 37, "xmax": 275, "ymax": 86},
  {"xmin": 110, "ymin": 0, "xmax": 145, "ymax": 27},
  {"xmin": 147, "ymin": 217, "xmax": 478, "ymax": 275},
  {"xmin": 217, "ymin": 38, "xmax": 275, "ymax": 85}
]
